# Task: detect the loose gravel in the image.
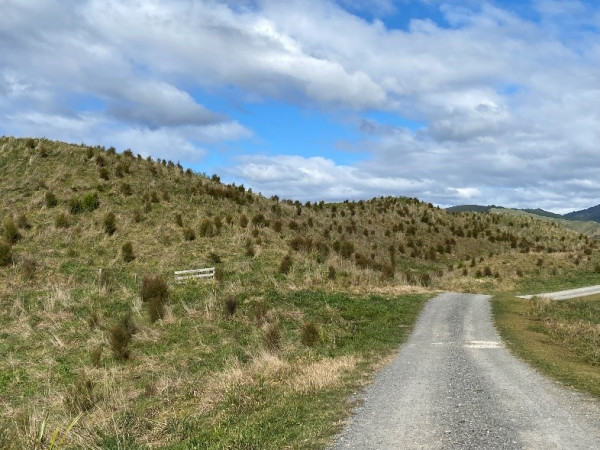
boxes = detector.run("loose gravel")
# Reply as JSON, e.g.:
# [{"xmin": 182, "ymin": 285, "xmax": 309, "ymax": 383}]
[{"xmin": 332, "ymin": 293, "xmax": 600, "ymax": 449}]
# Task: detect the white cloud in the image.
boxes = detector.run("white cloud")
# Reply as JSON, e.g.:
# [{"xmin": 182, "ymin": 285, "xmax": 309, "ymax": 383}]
[{"xmin": 1, "ymin": 0, "xmax": 599, "ymax": 211}]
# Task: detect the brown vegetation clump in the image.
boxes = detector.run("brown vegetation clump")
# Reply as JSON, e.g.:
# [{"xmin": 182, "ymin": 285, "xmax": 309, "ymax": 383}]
[
  {"xmin": 0, "ymin": 242, "xmax": 12, "ymax": 266},
  {"xmin": 121, "ymin": 241, "xmax": 135, "ymax": 262},
  {"xmin": 141, "ymin": 275, "xmax": 169, "ymax": 303},
  {"xmin": 263, "ymin": 322, "xmax": 282, "ymax": 352},
  {"xmin": 301, "ymin": 322, "xmax": 319, "ymax": 347},
  {"xmin": 279, "ymin": 254, "xmax": 293, "ymax": 274}
]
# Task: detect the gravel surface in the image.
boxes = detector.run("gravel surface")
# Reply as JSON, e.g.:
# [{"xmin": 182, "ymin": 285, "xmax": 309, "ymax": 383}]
[
  {"xmin": 332, "ymin": 293, "xmax": 600, "ymax": 449},
  {"xmin": 517, "ymin": 284, "xmax": 600, "ymax": 300}
]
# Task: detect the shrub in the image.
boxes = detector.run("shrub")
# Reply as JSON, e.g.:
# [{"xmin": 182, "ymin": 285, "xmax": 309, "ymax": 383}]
[
  {"xmin": 0, "ymin": 242, "xmax": 12, "ymax": 266},
  {"xmin": 120, "ymin": 182, "xmax": 132, "ymax": 196},
  {"xmin": 183, "ymin": 227, "xmax": 196, "ymax": 241},
  {"xmin": 110, "ymin": 322, "xmax": 132, "ymax": 361},
  {"xmin": 98, "ymin": 167, "xmax": 110, "ymax": 180},
  {"xmin": 278, "ymin": 254, "xmax": 293, "ymax": 274},
  {"xmin": 20, "ymin": 257, "xmax": 36, "ymax": 280},
  {"xmin": 214, "ymin": 216, "xmax": 223, "ymax": 234},
  {"xmin": 273, "ymin": 219, "xmax": 282, "ymax": 232},
  {"xmin": 209, "ymin": 252, "xmax": 222, "ymax": 264},
  {"xmin": 45, "ymin": 190, "xmax": 58, "ymax": 208},
  {"xmin": 245, "ymin": 240, "xmax": 255, "ymax": 257},
  {"xmin": 95, "ymin": 154, "xmax": 106, "ymax": 167},
  {"xmin": 239, "ymin": 215, "xmax": 249, "ymax": 228},
  {"xmin": 381, "ymin": 264, "xmax": 395, "ymax": 280},
  {"xmin": 224, "ymin": 295, "xmax": 237, "ymax": 317},
  {"xmin": 2, "ymin": 218, "xmax": 21, "ymax": 243},
  {"xmin": 133, "ymin": 209, "xmax": 144, "ymax": 223},
  {"xmin": 251, "ymin": 213, "xmax": 266, "ymax": 227},
  {"xmin": 340, "ymin": 241, "xmax": 355, "ymax": 259},
  {"xmin": 328, "ymin": 265, "xmax": 336, "ymax": 280},
  {"xmin": 103, "ymin": 212, "xmax": 116, "ymax": 235},
  {"xmin": 263, "ymin": 322, "xmax": 281, "ymax": 352},
  {"xmin": 199, "ymin": 219, "xmax": 214, "ymax": 237},
  {"xmin": 17, "ymin": 214, "xmax": 31, "ymax": 230},
  {"xmin": 214, "ymin": 265, "xmax": 224, "ymax": 281},
  {"xmin": 141, "ymin": 275, "xmax": 169, "ymax": 303},
  {"xmin": 115, "ymin": 164, "xmax": 124, "ymax": 178},
  {"xmin": 419, "ymin": 272, "xmax": 432, "ymax": 287},
  {"xmin": 301, "ymin": 322, "xmax": 319, "ymax": 347},
  {"xmin": 70, "ymin": 192, "xmax": 99, "ymax": 214},
  {"xmin": 148, "ymin": 297, "xmax": 165, "ymax": 323},
  {"xmin": 55, "ymin": 213, "xmax": 69, "ymax": 228},
  {"xmin": 25, "ymin": 138, "xmax": 36, "ymax": 149},
  {"xmin": 122, "ymin": 241, "xmax": 135, "ymax": 262},
  {"xmin": 150, "ymin": 191, "xmax": 160, "ymax": 203}
]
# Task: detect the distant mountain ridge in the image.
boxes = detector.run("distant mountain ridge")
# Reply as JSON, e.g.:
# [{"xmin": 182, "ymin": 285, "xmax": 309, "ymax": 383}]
[{"xmin": 564, "ymin": 204, "xmax": 600, "ymax": 222}]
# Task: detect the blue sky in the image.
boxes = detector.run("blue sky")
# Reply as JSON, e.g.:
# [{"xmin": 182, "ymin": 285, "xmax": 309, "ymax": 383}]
[{"xmin": 1, "ymin": 0, "xmax": 600, "ymax": 212}]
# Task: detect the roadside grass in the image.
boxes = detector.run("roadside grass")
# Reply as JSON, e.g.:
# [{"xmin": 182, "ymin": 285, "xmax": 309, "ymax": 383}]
[
  {"xmin": 492, "ymin": 293, "xmax": 600, "ymax": 399},
  {"xmin": 0, "ymin": 290, "xmax": 428, "ymax": 448},
  {"xmin": 517, "ymin": 268, "xmax": 600, "ymax": 295}
]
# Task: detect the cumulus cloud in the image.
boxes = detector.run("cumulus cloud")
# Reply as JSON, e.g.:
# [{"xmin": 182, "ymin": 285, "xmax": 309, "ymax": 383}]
[{"xmin": 1, "ymin": 0, "xmax": 599, "ymax": 212}]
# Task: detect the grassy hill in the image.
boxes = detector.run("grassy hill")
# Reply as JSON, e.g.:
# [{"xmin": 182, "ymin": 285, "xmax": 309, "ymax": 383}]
[
  {"xmin": 488, "ymin": 208, "xmax": 600, "ymax": 240},
  {"xmin": 1, "ymin": 137, "xmax": 599, "ymax": 448}
]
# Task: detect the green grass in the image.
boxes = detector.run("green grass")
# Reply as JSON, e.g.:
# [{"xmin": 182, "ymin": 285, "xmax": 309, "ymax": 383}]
[
  {"xmin": 161, "ymin": 291, "xmax": 429, "ymax": 449},
  {"xmin": 493, "ymin": 293, "xmax": 600, "ymax": 399},
  {"xmin": 0, "ymin": 289, "xmax": 428, "ymax": 448}
]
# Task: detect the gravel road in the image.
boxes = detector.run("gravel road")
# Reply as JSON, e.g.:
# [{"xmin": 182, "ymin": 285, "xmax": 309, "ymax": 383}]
[
  {"xmin": 518, "ymin": 284, "xmax": 600, "ymax": 300},
  {"xmin": 332, "ymin": 293, "xmax": 600, "ymax": 449}
]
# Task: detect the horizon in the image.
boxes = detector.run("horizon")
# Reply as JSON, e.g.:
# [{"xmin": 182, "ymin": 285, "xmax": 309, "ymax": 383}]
[{"xmin": 1, "ymin": 0, "xmax": 599, "ymax": 214}]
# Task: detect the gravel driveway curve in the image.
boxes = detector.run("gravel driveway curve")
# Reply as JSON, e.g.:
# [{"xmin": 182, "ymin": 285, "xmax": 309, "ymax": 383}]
[{"xmin": 331, "ymin": 293, "xmax": 600, "ymax": 449}]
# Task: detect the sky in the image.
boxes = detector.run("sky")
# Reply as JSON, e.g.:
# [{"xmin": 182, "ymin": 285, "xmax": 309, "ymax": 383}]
[{"xmin": 1, "ymin": 0, "xmax": 599, "ymax": 213}]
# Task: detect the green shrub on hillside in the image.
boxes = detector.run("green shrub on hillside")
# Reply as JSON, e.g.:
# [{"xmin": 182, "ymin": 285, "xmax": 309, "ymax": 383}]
[
  {"xmin": 69, "ymin": 192, "xmax": 99, "ymax": 214},
  {"xmin": 0, "ymin": 242, "xmax": 12, "ymax": 266},
  {"xmin": 45, "ymin": 190, "xmax": 58, "ymax": 208},
  {"xmin": 2, "ymin": 218, "xmax": 21, "ymax": 244},
  {"xmin": 103, "ymin": 212, "xmax": 116, "ymax": 235}
]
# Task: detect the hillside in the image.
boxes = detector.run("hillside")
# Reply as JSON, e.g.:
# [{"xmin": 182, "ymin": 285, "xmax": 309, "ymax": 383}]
[
  {"xmin": 448, "ymin": 204, "xmax": 600, "ymax": 238},
  {"xmin": 565, "ymin": 204, "xmax": 600, "ymax": 223},
  {"xmin": 2, "ymin": 137, "xmax": 600, "ymax": 447}
]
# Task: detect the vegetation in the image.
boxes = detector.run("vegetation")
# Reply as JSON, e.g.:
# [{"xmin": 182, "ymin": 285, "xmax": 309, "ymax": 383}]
[
  {"xmin": 1, "ymin": 137, "xmax": 599, "ymax": 447},
  {"xmin": 493, "ymin": 293, "xmax": 600, "ymax": 398}
]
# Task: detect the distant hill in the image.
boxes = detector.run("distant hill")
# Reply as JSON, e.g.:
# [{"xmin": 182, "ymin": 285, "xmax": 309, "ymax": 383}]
[
  {"xmin": 446, "ymin": 205, "xmax": 499, "ymax": 213},
  {"xmin": 522, "ymin": 208, "xmax": 564, "ymax": 219},
  {"xmin": 447, "ymin": 205, "xmax": 565, "ymax": 220},
  {"xmin": 564, "ymin": 204, "xmax": 600, "ymax": 223},
  {"xmin": 447, "ymin": 204, "xmax": 600, "ymax": 238}
]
